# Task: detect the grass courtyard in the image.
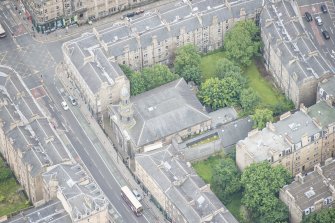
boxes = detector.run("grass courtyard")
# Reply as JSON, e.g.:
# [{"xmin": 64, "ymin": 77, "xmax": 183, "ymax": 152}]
[
  {"xmin": 0, "ymin": 158, "xmax": 30, "ymax": 217},
  {"xmin": 193, "ymin": 155, "xmax": 243, "ymax": 221},
  {"xmin": 200, "ymin": 52, "xmax": 287, "ymax": 108}
]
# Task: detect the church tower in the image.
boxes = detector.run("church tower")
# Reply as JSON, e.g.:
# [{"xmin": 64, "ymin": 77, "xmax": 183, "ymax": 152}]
[{"xmin": 118, "ymin": 85, "xmax": 135, "ymax": 128}]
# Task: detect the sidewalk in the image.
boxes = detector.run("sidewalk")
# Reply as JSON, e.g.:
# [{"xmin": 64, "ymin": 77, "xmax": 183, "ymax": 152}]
[
  {"xmin": 16, "ymin": 0, "xmax": 178, "ymax": 43},
  {"xmin": 56, "ymin": 63, "xmax": 167, "ymax": 223}
]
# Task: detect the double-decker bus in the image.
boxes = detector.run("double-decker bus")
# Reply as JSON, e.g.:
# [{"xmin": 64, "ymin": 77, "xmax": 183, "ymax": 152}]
[
  {"xmin": 0, "ymin": 23, "xmax": 6, "ymax": 38},
  {"xmin": 121, "ymin": 186, "xmax": 143, "ymax": 216}
]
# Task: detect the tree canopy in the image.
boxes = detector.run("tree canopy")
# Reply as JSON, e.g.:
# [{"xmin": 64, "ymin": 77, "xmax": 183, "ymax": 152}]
[
  {"xmin": 251, "ymin": 108, "xmax": 274, "ymax": 129},
  {"xmin": 303, "ymin": 208, "xmax": 335, "ymax": 223},
  {"xmin": 198, "ymin": 76, "xmax": 244, "ymax": 111},
  {"xmin": 211, "ymin": 158, "xmax": 241, "ymax": 202},
  {"xmin": 224, "ymin": 20, "xmax": 261, "ymax": 67},
  {"xmin": 240, "ymin": 88, "xmax": 260, "ymax": 113},
  {"xmin": 215, "ymin": 58, "xmax": 242, "ymax": 79},
  {"xmin": 174, "ymin": 44, "xmax": 202, "ymax": 84},
  {"xmin": 241, "ymin": 162, "xmax": 291, "ymax": 223},
  {"xmin": 120, "ymin": 64, "xmax": 179, "ymax": 96}
]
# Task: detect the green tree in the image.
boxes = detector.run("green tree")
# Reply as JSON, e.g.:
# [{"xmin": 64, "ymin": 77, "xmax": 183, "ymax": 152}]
[
  {"xmin": 215, "ymin": 58, "xmax": 241, "ymax": 79},
  {"xmin": 251, "ymin": 108, "xmax": 274, "ymax": 129},
  {"xmin": 0, "ymin": 167, "xmax": 11, "ymax": 182},
  {"xmin": 224, "ymin": 20, "xmax": 261, "ymax": 67},
  {"xmin": 241, "ymin": 162, "xmax": 291, "ymax": 222},
  {"xmin": 211, "ymin": 158, "xmax": 241, "ymax": 202},
  {"xmin": 174, "ymin": 44, "xmax": 202, "ymax": 84},
  {"xmin": 129, "ymin": 71, "xmax": 146, "ymax": 96},
  {"xmin": 198, "ymin": 78, "xmax": 225, "ymax": 110},
  {"xmin": 220, "ymin": 76, "xmax": 244, "ymax": 106},
  {"xmin": 240, "ymin": 88, "xmax": 260, "ymax": 112},
  {"xmin": 119, "ymin": 64, "xmax": 134, "ymax": 78},
  {"xmin": 141, "ymin": 64, "xmax": 179, "ymax": 91},
  {"xmin": 303, "ymin": 208, "xmax": 335, "ymax": 223}
]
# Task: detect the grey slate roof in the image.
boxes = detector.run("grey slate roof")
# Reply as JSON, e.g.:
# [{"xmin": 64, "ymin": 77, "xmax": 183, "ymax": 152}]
[
  {"xmin": 0, "ymin": 67, "xmax": 70, "ymax": 177},
  {"xmin": 127, "ymin": 78, "xmax": 211, "ymax": 147},
  {"xmin": 209, "ymin": 107, "xmax": 238, "ymax": 128},
  {"xmin": 42, "ymin": 163, "xmax": 108, "ymax": 221},
  {"xmin": 319, "ymin": 76, "xmax": 335, "ymax": 97},
  {"xmin": 308, "ymin": 100, "xmax": 335, "ymax": 128},
  {"xmin": 5, "ymin": 200, "xmax": 71, "ymax": 223},
  {"xmin": 281, "ymin": 160, "xmax": 335, "ymax": 211},
  {"xmin": 135, "ymin": 144, "xmax": 239, "ymax": 223},
  {"xmin": 261, "ymin": 0, "xmax": 333, "ymax": 84}
]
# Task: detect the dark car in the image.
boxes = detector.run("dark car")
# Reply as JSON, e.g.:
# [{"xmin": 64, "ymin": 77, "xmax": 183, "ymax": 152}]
[
  {"xmin": 322, "ymin": 30, "xmax": 330, "ymax": 40},
  {"xmin": 321, "ymin": 4, "xmax": 328, "ymax": 13},
  {"xmin": 305, "ymin": 12, "xmax": 313, "ymax": 22}
]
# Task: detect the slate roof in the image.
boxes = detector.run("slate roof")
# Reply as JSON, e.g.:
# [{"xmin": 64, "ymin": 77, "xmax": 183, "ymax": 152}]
[
  {"xmin": 308, "ymin": 100, "xmax": 335, "ymax": 128},
  {"xmin": 135, "ymin": 144, "xmax": 239, "ymax": 223},
  {"xmin": 42, "ymin": 163, "xmax": 108, "ymax": 221},
  {"xmin": 127, "ymin": 78, "xmax": 211, "ymax": 147},
  {"xmin": 281, "ymin": 160, "xmax": 335, "ymax": 211},
  {"xmin": 6, "ymin": 200, "xmax": 71, "ymax": 223},
  {"xmin": 319, "ymin": 77, "xmax": 335, "ymax": 97}
]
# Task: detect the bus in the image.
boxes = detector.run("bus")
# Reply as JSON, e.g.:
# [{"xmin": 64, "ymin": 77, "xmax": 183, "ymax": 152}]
[
  {"xmin": 121, "ymin": 186, "xmax": 143, "ymax": 216},
  {"xmin": 0, "ymin": 23, "xmax": 6, "ymax": 38}
]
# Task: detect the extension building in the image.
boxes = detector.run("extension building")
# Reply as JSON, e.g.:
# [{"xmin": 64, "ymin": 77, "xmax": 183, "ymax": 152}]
[
  {"xmin": 280, "ymin": 160, "xmax": 335, "ymax": 223},
  {"xmin": 318, "ymin": 76, "xmax": 335, "ymax": 107}
]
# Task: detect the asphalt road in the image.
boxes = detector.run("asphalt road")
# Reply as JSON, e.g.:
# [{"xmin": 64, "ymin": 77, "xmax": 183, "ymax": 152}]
[{"xmin": 0, "ymin": 2, "xmax": 154, "ymax": 222}]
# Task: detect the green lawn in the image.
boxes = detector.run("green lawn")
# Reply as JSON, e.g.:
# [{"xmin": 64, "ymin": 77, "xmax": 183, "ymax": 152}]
[
  {"xmin": 245, "ymin": 62, "xmax": 284, "ymax": 106},
  {"xmin": 200, "ymin": 52, "xmax": 286, "ymax": 107},
  {"xmin": 200, "ymin": 51, "xmax": 226, "ymax": 81},
  {"xmin": 0, "ymin": 159, "xmax": 30, "ymax": 217},
  {"xmin": 192, "ymin": 155, "xmax": 222, "ymax": 183}
]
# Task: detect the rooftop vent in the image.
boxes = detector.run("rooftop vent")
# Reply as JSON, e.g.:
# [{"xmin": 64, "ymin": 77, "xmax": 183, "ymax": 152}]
[
  {"xmin": 289, "ymin": 123, "xmax": 300, "ymax": 131},
  {"xmin": 305, "ymin": 187, "xmax": 315, "ymax": 198},
  {"xmin": 164, "ymin": 161, "xmax": 171, "ymax": 171}
]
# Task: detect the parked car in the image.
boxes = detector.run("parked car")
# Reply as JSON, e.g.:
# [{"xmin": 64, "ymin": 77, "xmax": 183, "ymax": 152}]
[
  {"xmin": 321, "ymin": 4, "xmax": 328, "ymax": 13},
  {"xmin": 68, "ymin": 95, "xmax": 77, "ymax": 106},
  {"xmin": 315, "ymin": 16, "xmax": 323, "ymax": 26},
  {"xmin": 322, "ymin": 30, "xmax": 330, "ymax": 40},
  {"xmin": 305, "ymin": 12, "xmax": 313, "ymax": 22},
  {"xmin": 61, "ymin": 101, "xmax": 69, "ymax": 110},
  {"xmin": 132, "ymin": 189, "xmax": 142, "ymax": 201}
]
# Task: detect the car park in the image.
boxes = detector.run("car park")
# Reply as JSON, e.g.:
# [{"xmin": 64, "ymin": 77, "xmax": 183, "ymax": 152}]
[
  {"xmin": 68, "ymin": 96, "xmax": 77, "ymax": 106},
  {"xmin": 305, "ymin": 12, "xmax": 313, "ymax": 22},
  {"xmin": 322, "ymin": 30, "xmax": 330, "ymax": 40},
  {"xmin": 315, "ymin": 16, "xmax": 323, "ymax": 26},
  {"xmin": 321, "ymin": 4, "xmax": 328, "ymax": 13},
  {"xmin": 61, "ymin": 101, "xmax": 69, "ymax": 110}
]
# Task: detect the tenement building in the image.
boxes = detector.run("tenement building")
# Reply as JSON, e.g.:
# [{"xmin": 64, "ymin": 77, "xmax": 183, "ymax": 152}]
[
  {"xmin": 280, "ymin": 160, "xmax": 335, "ymax": 223},
  {"xmin": 22, "ymin": 0, "xmax": 141, "ymax": 33},
  {"xmin": 135, "ymin": 143, "xmax": 239, "ymax": 223},
  {"xmin": 107, "ymin": 78, "xmax": 211, "ymax": 166},
  {"xmin": 0, "ymin": 66, "xmax": 112, "ymax": 223},
  {"xmin": 62, "ymin": 0, "xmax": 262, "ymax": 117},
  {"xmin": 261, "ymin": 0, "xmax": 334, "ymax": 107},
  {"xmin": 236, "ymin": 101, "xmax": 335, "ymax": 175}
]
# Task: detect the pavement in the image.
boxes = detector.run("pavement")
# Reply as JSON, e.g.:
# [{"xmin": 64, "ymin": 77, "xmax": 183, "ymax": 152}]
[{"xmin": 55, "ymin": 63, "xmax": 167, "ymax": 223}]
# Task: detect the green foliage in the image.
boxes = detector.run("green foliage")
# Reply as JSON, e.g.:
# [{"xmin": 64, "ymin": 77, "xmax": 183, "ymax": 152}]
[
  {"xmin": 212, "ymin": 158, "xmax": 241, "ymax": 202},
  {"xmin": 303, "ymin": 208, "xmax": 335, "ymax": 223},
  {"xmin": 141, "ymin": 64, "xmax": 179, "ymax": 90},
  {"xmin": 240, "ymin": 88, "xmax": 260, "ymax": 113},
  {"xmin": 241, "ymin": 162, "xmax": 291, "ymax": 223},
  {"xmin": 224, "ymin": 20, "xmax": 261, "ymax": 67},
  {"xmin": 0, "ymin": 167, "xmax": 11, "ymax": 182},
  {"xmin": 119, "ymin": 64, "xmax": 134, "ymax": 78},
  {"xmin": 174, "ymin": 44, "xmax": 203, "ymax": 84},
  {"xmin": 215, "ymin": 58, "xmax": 241, "ymax": 79},
  {"xmin": 121, "ymin": 64, "xmax": 179, "ymax": 96},
  {"xmin": 129, "ymin": 71, "xmax": 146, "ymax": 96},
  {"xmin": 270, "ymin": 99, "xmax": 295, "ymax": 117},
  {"xmin": 251, "ymin": 108, "xmax": 274, "ymax": 129},
  {"xmin": 198, "ymin": 75, "xmax": 245, "ymax": 111}
]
